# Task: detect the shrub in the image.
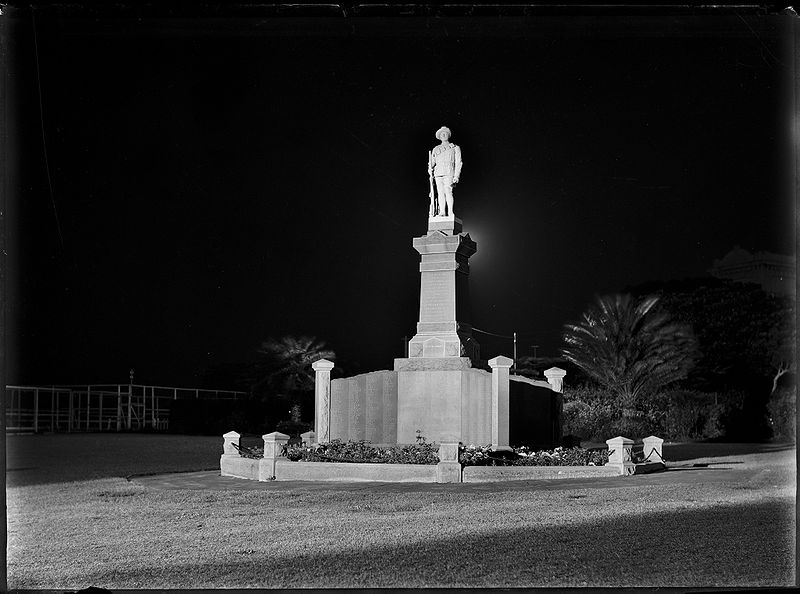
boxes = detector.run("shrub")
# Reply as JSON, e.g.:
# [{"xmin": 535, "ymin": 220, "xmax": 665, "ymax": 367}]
[
  {"xmin": 459, "ymin": 444, "xmax": 609, "ymax": 467},
  {"xmin": 561, "ymin": 386, "xmax": 619, "ymax": 441},
  {"xmin": 655, "ymin": 389, "xmax": 744, "ymax": 441},
  {"xmin": 282, "ymin": 440, "xmax": 440, "ymax": 465},
  {"xmin": 767, "ymin": 386, "xmax": 796, "ymax": 442}
]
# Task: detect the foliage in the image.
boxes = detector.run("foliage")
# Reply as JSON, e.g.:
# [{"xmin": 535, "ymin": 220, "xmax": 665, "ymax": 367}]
[
  {"xmin": 650, "ymin": 390, "xmax": 728, "ymax": 441},
  {"xmin": 275, "ymin": 419, "xmax": 313, "ymax": 438},
  {"xmin": 459, "ymin": 444, "xmax": 609, "ymax": 467},
  {"xmin": 767, "ymin": 386, "xmax": 797, "ymax": 442},
  {"xmin": 561, "ymin": 386, "xmax": 619, "ymax": 441},
  {"xmin": 627, "ymin": 278, "xmax": 795, "ymax": 394},
  {"xmin": 561, "ymin": 385, "xmax": 746, "ymax": 441},
  {"xmin": 282, "ymin": 440, "xmax": 440, "ymax": 465},
  {"xmin": 562, "ymin": 294, "xmax": 699, "ymax": 414},
  {"xmin": 238, "ymin": 335, "xmax": 336, "ymax": 431},
  {"xmin": 239, "ymin": 439, "xmax": 610, "ymax": 467},
  {"xmin": 252, "ymin": 335, "xmax": 336, "ymax": 396}
]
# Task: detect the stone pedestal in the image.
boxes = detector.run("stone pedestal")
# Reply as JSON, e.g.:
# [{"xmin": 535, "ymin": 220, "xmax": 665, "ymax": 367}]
[
  {"xmin": 605, "ymin": 435, "xmax": 635, "ymax": 476},
  {"xmin": 436, "ymin": 442, "xmax": 462, "ymax": 483},
  {"xmin": 260, "ymin": 431, "xmax": 290, "ymax": 481},
  {"xmin": 393, "ymin": 356, "xmax": 491, "ymax": 444},
  {"xmin": 488, "ymin": 356, "xmax": 513, "ymax": 451},
  {"xmin": 407, "ymin": 216, "xmax": 480, "ymax": 365},
  {"xmin": 642, "ymin": 435, "xmax": 664, "ymax": 462},
  {"xmin": 312, "ymin": 359, "xmax": 334, "ymax": 444}
]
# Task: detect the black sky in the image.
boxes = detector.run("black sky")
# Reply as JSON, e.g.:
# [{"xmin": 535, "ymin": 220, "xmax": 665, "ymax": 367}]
[{"xmin": 6, "ymin": 8, "xmax": 796, "ymax": 386}]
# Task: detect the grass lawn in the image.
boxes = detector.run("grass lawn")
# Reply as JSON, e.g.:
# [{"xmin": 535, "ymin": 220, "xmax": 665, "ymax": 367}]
[{"xmin": 6, "ymin": 434, "xmax": 797, "ymax": 589}]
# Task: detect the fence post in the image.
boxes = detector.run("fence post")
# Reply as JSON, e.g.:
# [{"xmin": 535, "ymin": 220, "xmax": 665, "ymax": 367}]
[
  {"xmin": 300, "ymin": 430, "xmax": 315, "ymax": 445},
  {"xmin": 642, "ymin": 435, "xmax": 665, "ymax": 463},
  {"xmin": 33, "ymin": 388, "xmax": 39, "ymax": 433},
  {"xmin": 436, "ymin": 442, "xmax": 462, "ymax": 483},
  {"xmin": 312, "ymin": 359, "xmax": 335, "ymax": 444},
  {"xmin": 116, "ymin": 386, "xmax": 122, "ymax": 431},
  {"xmin": 260, "ymin": 431, "xmax": 290, "ymax": 481},
  {"xmin": 605, "ymin": 436, "xmax": 635, "ymax": 475},
  {"xmin": 488, "ymin": 356, "xmax": 513, "ymax": 451},
  {"xmin": 127, "ymin": 385, "xmax": 132, "ymax": 430},
  {"xmin": 543, "ymin": 367, "xmax": 567, "ymax": 393},
  {"xmin": 220, "ymin": 431, "xmax": 241, "ymax": 477}
]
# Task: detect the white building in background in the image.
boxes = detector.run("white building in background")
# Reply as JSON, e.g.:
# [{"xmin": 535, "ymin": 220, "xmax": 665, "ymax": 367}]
[{"xmin": 710, "ymin": 246, "xmax": 796, "ymax": 297}]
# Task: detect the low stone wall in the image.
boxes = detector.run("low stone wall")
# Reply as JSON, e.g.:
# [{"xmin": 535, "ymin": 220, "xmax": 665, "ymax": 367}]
[
  {"xmin": 219, "ymin": 431, "xmax": 666, "ymax": 484},
  {"xmin": 274, "ymin": 460, "xmax": 436, "ymax": 482},
  {"xmin": 220, "ymin": 455, "xmax": 261, "ymax": 481},
  {"xmin": 463, "ymin": 465, "xmax": 618, "ymax": 482}
]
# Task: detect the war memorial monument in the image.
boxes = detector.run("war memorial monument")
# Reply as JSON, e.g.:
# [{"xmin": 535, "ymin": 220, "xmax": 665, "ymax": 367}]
[{"xmin": 311, "ymin": 127, "xmax": 566, "ymax": 449}]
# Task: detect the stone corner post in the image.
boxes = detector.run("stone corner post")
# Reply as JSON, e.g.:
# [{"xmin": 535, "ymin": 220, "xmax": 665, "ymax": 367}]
[
  {"xmin": 220, "ymin": 431, "xmax": 241, "ymax": 477},
  {"xmin": 642, "ymin": 435, "xmax": 665, "ymax": 463},
  {"xmin": 488, "ymin": 356, "xmax": 513, "ymax": 451},
  {"xmin": 260, "ymin": 431, "xmax": 290, "ymax": 481},
  {"xmin": 222, "ymin": 431, "xmax": 241, "ymax": 456},
  {"xmin": 543, "ymin": 367, "xmax": 567, "ymax": 393},
  {"xmin": 605, "ymin": 435, "xmax": 635, "ymax": 476},
  {"xmin": 300, "ymin": 430, "xmax": 316, "ymax": 445},
  {"xmin": 436, "ymin": 442, "xmax": 462, "ymax": 483},
  {"xmin": 312, "ymin": 359, "xmax": 335, "ymax": 444}
]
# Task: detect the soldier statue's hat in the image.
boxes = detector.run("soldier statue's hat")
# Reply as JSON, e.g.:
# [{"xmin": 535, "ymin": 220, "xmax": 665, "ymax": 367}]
[{"xmin": 435, "ymin": 126, "xmax": 452, "ymax": 141}]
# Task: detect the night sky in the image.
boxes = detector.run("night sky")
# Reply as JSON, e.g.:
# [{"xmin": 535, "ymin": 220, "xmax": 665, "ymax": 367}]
[{"xmin": 6, "ymin": 8, "xmax": 795, "ymax": 387}]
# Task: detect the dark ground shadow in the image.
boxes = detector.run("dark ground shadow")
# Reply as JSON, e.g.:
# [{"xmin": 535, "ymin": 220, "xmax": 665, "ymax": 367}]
[
  {"xmin": 662, "ymin": 441, "xmax": 795, "ymax": 461},
  {"xmin": 64, "ymin": 498, "xmax": 795, "ymax": 589}
]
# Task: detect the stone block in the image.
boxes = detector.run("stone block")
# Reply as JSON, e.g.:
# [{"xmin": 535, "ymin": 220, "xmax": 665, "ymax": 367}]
[
  {"xmin": 462, "ymin": 464, "xmax": 620, "ymax": 482},
  {"xmin": 543, "ymin": 367, "xmax": 567, "ymax": 393},
  {"xmin": 394, "ymin": 357, "xmax": 472, "ymax": 371},
  {"xmin": 488, "ymin": 356, "xmax": 513, "ymax": 450},
  {"xmin": 273, "ymin": 460, "xmax": 437, "ymax": 482},
  {"xmin": 220, "ymin": 455, "xmax": 260, "ymax": 480},
  {"xmin": 438, "ymin": 442, "xmax": 460, "ymax": 462},
  {"xmin": 397, "ymin": 369, "xmax": 463, "ymax": 443},
  {"xmin": 262, "ymin": 431, "xmax": 290, "ymax": 459},
  {"xmin": 642, "ymin": 435, "xmax": 664, "ymax": 462},
  {"xmin": 427, "ymin": 215, "xmax": 463, "ymax": 235},
  {"xmin": 436, "ymin": 461, "xmax": 462, "ymax": 483},
  {"xmin": 312, "ymin": 358, "xmax": 334, "ymax": 444},
  {"xmin": 605, "ymin": 436, "xmax": 635, "ymax": 475},
  {"xmin": 222, "ymin": 431, "xmax": 241, "ymax": 456},
  {"xmin": 300, "ymin": 430, "xmax": 316, "ymax": 445}
]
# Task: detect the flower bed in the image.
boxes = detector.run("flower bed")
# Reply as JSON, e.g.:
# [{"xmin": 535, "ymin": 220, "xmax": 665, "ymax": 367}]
[
  {"xmin": 234, "ymin": 440, "xmax": 608, "ymax": 467},
  {"xmin": 284, "ymin": 440, "xmax": 440, "ymax": 464},
  {"xmin": 460, "ymin": 444, "xmax": 609, "ymax": 467}
]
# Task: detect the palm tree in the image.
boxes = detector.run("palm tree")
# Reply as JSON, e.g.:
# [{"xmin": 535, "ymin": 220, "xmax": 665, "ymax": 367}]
[
  {"xmin": 251, "ymin": 335, "xmax": 336, "ymax": 415},
  {"xmin": 561, "ymin": 294, "xmax": 698, "ymax": 415}
]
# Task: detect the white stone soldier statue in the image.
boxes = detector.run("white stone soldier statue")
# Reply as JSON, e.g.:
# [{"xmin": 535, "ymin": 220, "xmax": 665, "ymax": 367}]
[{"xmin": 428, "ymin": 126, "xmax": 462, "ymax": 217}]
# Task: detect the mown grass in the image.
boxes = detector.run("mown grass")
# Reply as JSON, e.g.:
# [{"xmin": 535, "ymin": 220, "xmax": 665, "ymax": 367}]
[
  {"xmin": 7, "ymin": 436, "xmax": 796, "ymax": 589},
  {"xmin": 6, "ymin": 433, "xmax": 223, "ymax": 486}
]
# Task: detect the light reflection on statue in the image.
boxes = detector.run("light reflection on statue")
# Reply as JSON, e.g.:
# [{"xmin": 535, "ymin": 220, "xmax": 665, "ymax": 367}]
[{"xmin": 427, "ymin": 126, "xmax": 462, "ymax": 218}]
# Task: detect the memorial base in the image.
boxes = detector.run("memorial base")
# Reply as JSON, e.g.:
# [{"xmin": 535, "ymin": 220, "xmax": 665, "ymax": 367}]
[{"xmin": 393, "ymin": 357, "xmax": 492, "ymax": 445}]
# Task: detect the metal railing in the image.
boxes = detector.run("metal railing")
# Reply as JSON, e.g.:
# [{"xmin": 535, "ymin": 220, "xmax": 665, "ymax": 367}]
[{"xmin": 5, "ymin": 383, "xmax": 249, "ymax": 434}]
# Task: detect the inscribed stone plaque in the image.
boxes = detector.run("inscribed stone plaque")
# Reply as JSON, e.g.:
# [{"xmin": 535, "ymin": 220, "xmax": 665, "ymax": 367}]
[
  {"xmin": 382, "ymin": 372, "xmax": 398, "ymax": 443},
  {"xmin": 419, "ymin": 271, "xmax": 454, "ymax": 322},
  {"xmin": 330, "ymin": 379, "xmax": 349, "ymax": 440},
  {"xmin": 364, "ymin": 373, "xmax": 382, "ymax": 443},
  {"xmin": 349, "ymin": 375, "xmax": 366, "ymax": 440}
]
